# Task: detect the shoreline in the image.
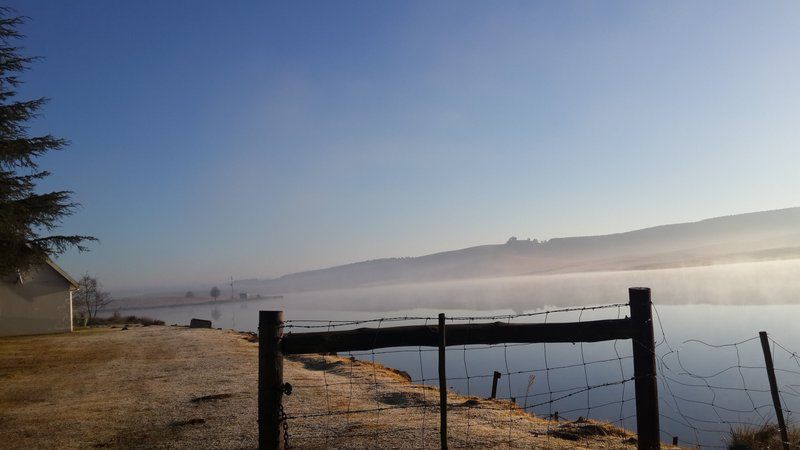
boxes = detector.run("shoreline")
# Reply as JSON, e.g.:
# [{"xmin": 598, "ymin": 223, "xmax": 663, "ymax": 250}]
[{"xmin": 109, "ymin": 295, "xmax": 284, "ymax": 312}]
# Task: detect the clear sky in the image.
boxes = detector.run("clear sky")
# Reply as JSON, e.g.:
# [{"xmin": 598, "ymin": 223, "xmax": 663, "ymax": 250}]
[{"xmin": 9, "ymin": 1, "xmax": 800, "ymax": 290}]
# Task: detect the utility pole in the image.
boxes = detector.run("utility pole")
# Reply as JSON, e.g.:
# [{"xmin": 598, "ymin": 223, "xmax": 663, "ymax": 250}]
[{"xmin": 230, "ymin": 276, "xmax": 234, "ymax": 300}]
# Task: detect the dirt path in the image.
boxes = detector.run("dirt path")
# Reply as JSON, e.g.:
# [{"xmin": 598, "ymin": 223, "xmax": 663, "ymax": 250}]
[{"xmin": 0, "ymin": 326, "xmax": 663, "ymax": 449}]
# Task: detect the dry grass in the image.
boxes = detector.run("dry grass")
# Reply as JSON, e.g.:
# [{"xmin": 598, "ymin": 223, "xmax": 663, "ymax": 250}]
[
  {"xmin": 0, "ymin": 326, "xmax": 255, "ymax": 449},
  {"xmin": 0, "ymin": 326, "xmax": 680, "ymax": 449},
  {"xmin": 728, "ymin": 423, "xmax": 800, "ymax": 449},
  {"xmin": 282, "ymin": 353, "xmax": 651, "ymax": 449}
]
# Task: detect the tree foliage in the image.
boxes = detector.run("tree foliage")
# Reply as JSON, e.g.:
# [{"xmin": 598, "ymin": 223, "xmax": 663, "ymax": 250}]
[
  {"xmin": 0, "ymin": 8, "xmax": 95, "ymax": 275},
  {"xmin": 210, "ymin": 286, "xmax": 220, "ymax": 300},
  {"xmin": 73, "ymin": 274, "xmax": 112, "ymax": 321}
]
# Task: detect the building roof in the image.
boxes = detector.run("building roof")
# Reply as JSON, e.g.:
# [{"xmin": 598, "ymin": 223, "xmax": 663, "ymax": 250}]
[{"xmin": 45, "ymin": 259, "xmax": 79, "ymax": 290}]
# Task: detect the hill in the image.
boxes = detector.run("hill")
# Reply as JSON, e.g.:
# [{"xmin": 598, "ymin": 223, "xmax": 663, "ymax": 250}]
[{"xmin": 238, "ymin": 207, "xmax": 800, "ymax": 294}]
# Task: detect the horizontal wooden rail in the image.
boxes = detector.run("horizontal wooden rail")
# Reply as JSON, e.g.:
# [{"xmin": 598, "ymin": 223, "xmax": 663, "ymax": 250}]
[
  {"xmin": 261, "ymin": 288, "xmax": 660, "ymax": 449},
  {"xmin": 281, "ymin": 317, "xmax": 637, "ymax": 355}
]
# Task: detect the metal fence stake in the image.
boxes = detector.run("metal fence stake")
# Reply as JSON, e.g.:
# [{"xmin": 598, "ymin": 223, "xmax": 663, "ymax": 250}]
[
  {"xmin": 760, "ymin": 331, "xmax": 790, "ymax": 450},
  {"xmin": 490, "ymin": 371, "xmax": 501, "ymax": 399},
  {"xmin": 438, "ymin": 313, "xmax": 447, "ymax": 450}
]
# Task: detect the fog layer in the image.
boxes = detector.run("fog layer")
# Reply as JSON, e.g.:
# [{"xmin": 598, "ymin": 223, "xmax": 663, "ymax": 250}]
[{"xmin": 272, "ymin": 259, "xmax": 800, "ymax": 312}]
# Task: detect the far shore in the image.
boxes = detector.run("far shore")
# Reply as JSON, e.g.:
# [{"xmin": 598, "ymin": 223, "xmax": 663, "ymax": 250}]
[{"xmin": 110, "ymin": 295, "xmax": 284, "ymax": 312}]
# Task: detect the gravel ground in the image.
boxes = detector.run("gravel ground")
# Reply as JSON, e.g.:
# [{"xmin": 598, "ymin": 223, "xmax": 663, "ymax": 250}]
[{"xmin": 0, "ymin": 326, "xmax": 671, "ymax": 449}]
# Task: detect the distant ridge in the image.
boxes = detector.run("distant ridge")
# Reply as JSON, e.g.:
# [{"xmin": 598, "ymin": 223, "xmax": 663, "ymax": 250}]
[{"xmin": 238, "ymin": 207, "xmax": 800, "ymax": 294}]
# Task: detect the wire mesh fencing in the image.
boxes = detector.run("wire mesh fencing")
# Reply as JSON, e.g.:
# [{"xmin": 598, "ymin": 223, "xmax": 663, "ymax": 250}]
[
  {"xmin": 258, "ymin": 288, "xmax": 661, "ymax": 449},
  {"xmin": 280, "ymin": 309, "xmax": 638, "ymax": 448},
  {"xmin": 651, "ymin": 303, "xmax": 800, "ymax": 449},
  {"xmin": 258, "ymin": 289, "xmax": 800, "ymax": 449}
]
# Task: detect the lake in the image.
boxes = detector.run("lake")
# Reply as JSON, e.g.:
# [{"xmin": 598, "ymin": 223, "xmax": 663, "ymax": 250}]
[{"xmin": 117, "ymin": 259, "xmax": 800, "ymax": 448}]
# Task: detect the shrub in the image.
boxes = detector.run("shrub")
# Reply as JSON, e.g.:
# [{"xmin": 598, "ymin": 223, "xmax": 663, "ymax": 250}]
[
  {"xmin": 728, "ymin": 424, "xmax": 800, "ymax": 449},
  {"xmin": 87, "ymin": 314, "xmax": 165, "ymax": 327}
]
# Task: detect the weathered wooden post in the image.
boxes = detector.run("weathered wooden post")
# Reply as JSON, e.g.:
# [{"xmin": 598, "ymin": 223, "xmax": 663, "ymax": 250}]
[
  {"xmin": 490, "ymin": 371, "xmax": 502, "ymax": 399},
  {"xmin": 630, "ymin": 288, "xmax": 660, "ymax": 450},
  {"xmin": 259, "ymin": 311, "xmax": 285, "ymax": 450},
  {"xmin": 759, "ymin": 331, "xmax": 790, "ymax": 450},
  {"xmin": 438, "ymin": 313, "xmax": 447, "ymax": 450}
]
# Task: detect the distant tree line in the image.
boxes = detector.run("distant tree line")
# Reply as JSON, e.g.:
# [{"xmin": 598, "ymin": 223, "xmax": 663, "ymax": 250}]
[{"xmin": 506, "ymin": 237, "xmax": 546, "ymax": 245}]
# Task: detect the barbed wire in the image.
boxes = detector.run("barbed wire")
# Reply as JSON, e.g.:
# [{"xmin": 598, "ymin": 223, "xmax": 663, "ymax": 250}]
[
  {"xmin": 287, "ymin": 355, "xmax": 633, "ymax": 389},
  {"xmin": 277, "ymin": 301, "xmax": 800, "ymax": 449},
  {"xmin": 280, "ymin": 303, "xmax": 640, "ymax": 448},
  {"xmin": 280, "ymin": 303, "xmax": 629, "ymax": 329}
]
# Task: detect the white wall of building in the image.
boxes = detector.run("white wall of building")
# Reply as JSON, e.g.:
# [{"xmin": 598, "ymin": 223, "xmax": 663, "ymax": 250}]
[{"xmin": 0, "ymin": 264, "xmax": 74, "ymax": 337}]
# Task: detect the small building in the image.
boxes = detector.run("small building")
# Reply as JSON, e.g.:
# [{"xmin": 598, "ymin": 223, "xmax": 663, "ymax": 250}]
[{"xmin": 0, "ymin": 260, "xmax": 79, "ymax": 337}]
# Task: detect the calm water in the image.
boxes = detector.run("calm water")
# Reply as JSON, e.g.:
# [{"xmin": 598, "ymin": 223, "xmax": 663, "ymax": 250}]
[{"xmin": 118, "ymin": 260, "xmax": 800, "ymax": 448}]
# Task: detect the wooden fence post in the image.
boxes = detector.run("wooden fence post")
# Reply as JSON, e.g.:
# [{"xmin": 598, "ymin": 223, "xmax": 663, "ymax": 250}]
[
  {"xmin": 630, "ymin": 287, "xmax": 660, "ymax": 450},
  {"xmin": 438, "ymin": 313, "xmax": 448, "ymax": 450},
  {"xmin": 259, "ymin": 311, "xmax": 285, "ymax": 450},
  {"xmin": 490, "ymin": 371, "xmax": 502, "ymax": 399},
  {"xmin": 759, "ymin": 331, "xmax": 790, "ymax": 450}
]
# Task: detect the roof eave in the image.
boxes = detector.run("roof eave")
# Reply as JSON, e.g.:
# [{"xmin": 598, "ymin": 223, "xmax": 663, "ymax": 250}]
[{"xmin": 45, "ymin": 259, "xmax": 80, "ymax": 290}]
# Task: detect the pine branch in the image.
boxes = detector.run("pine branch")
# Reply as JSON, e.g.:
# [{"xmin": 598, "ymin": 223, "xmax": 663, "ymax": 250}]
[
  {"xmin": 0, "ymin": 135, "xmax": 68, "ymax": 168},
  {"xmin": 30, "ymin": 235, "xmax": 98, "ymax": 253},
  {"xmin": 0, "ymin": 7, "xmax": 95, "ymax": 275}
]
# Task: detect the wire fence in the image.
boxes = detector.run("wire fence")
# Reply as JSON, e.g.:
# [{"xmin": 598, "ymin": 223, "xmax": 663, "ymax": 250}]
[
  {"xmin": 260, "ymin": 293, "xmax": 800, "ymax": 449},
  {"xmin": 652, "ymin": 302, "xmax": 800, "ymax": 449},
  {"xmin": 262, "ymin": 298, "xmax": 657, "ymax": 449}
]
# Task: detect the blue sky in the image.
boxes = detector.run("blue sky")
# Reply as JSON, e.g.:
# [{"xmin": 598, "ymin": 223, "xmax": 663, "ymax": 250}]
[{"xmin": 9, "ymin": 1, "xmax": 800, "ymax": 290}]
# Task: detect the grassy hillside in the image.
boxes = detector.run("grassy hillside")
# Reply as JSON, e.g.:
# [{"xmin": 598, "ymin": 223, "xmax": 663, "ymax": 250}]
[{"xmin": 238, "ymin": 207, "xmax": 800, "ymax": 294}]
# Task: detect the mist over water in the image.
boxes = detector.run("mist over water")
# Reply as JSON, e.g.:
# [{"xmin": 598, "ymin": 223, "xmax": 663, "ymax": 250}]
[
  {"xmin": 254, "ymin": 259, "xmax": 800, "ymax": 313},
  {"xmin": 117, "ymin": 259, "xmax": 800, "ymax": 447}
]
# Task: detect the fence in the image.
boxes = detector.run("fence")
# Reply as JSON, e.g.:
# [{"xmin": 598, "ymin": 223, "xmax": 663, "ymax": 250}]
[
  {"xmin": 257, "ymin": 287, "xmax": 661, "ymax": 449},
  {"xmin": 652, "ymin": 314, "xmax": 800, "ymax": 449},
  {"xmin": 256, "ymin": 290, "xmax": 800, "ymax": 449}
]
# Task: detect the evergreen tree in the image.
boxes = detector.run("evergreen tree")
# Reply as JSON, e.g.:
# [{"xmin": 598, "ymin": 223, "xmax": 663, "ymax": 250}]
[{"xmin": 0, "ymin": 8, "xmax": 94, "ymax": 275}]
